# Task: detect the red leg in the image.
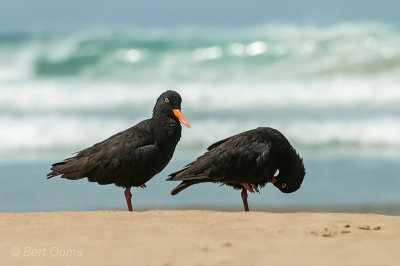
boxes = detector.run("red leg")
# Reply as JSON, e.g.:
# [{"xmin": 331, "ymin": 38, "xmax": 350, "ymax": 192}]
[
  {"xmin": 124, "ymin": 187, "xmax": 133, "ymax": 212},
  {"xmin": 241, "ymin": 183, "xmax": 254, "ymax": 192},
  {"xmin": 241, "ymin": 188, "xmax": 249, "ymax": 212}
]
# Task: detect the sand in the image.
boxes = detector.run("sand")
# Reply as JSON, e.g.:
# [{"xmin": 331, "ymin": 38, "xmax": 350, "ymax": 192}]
[{"xmin": 1, "ymin": 211, "xmax": 399, "ymax": 266}]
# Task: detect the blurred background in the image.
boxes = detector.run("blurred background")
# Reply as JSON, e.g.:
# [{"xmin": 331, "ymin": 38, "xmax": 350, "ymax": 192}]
[{"xmin": 1, "ymin": 0, "xmax": 399, "ymax": 213}]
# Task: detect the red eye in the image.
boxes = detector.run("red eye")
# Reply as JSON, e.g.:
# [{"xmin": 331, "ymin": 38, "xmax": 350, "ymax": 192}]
[
  {"xmin": 281, "ymin": 183, "xmax": 287, "ymax": 188},
  {"xmin": 165, "ymin": 98, "xmax": 169, "ymax": 103}
]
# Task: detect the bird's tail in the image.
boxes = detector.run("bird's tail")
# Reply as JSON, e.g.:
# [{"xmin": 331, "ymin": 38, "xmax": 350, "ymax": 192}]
[
  {"xmin": 47, "ymin": 156, "xmax": 97, "ymax": 180},
  {"xmin": 168, "ymin": 165, "xmax": 211, "ymax": 195},
  {"xmin": 47, "ymin": 160, "xmax": 71, "ymax": 179},
  {"xmin": 170, "ymin": 181, "xmax": 198, "ymax": 195}
]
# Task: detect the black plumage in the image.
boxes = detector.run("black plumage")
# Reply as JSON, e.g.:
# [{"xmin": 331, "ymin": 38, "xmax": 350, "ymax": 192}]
[
  {"xmin": 167, "ymin": 127, "xmax": 305, "ymax": 211},
  {"xmin": 47, "ymin": 90, "xmax": 190, "ymax": 211}
]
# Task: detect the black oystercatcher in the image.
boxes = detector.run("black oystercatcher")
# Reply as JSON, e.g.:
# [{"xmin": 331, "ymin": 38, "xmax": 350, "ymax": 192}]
[
  {"xmin": 167, "ymin": 127, "xmax": 305, "ymax": 211},
  {"xmin": 47, "ymin": 90, "xmax": 190, "ymax": 211}
]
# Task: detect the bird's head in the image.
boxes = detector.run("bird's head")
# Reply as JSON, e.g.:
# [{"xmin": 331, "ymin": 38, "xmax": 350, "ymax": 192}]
[
  {"xmin": 269, "ymin": 165, "xmax": 305, "ymax": 194},
  {"xmin": 269, "ymin": 176, "xmax": 301, "ymax": 193},
  {"xmin": 269, "ymin": 151, "xmax": 305, "ymax": 193},
  {"xmin": 153, "ymin": 90, "xmax": 191, "ymax": 128}
]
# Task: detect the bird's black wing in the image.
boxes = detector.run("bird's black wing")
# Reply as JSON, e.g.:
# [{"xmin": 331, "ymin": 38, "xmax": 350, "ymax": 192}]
[
  {"xmin": 47, "ymin": 119, "xmax": 160, "ymax": 184},
  {"xmin": 168, "ymin": 130, "xmax": 272, "ymax": 184},
  {"xmin": 206, "ymin": 136, "xmax": 230, "ymax": 151}
]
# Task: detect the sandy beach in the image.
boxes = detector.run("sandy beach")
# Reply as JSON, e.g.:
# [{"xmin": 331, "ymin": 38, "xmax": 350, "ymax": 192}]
[{"xmin": 1, "ymin": 211, "xmax": 399, "ymax": 266}]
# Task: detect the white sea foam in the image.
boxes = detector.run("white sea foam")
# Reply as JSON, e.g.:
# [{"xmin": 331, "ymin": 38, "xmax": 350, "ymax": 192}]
[
  {"xmin": 1, "ymin": 114, "xmax": 399, "ymax": 158},
  {"xmin": 1, "ymin": 76, "xmax": 400, "ymax": 114},
  {"xmin": 193, "ymin": 46, "xmax": 223, "ymax": 61}
]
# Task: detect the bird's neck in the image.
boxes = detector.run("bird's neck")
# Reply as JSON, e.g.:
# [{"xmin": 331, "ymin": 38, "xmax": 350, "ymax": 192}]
[
  {"xmin": 276, "ymin": 149, "xmax": 305, "ymax": 184},
  {"xmin": 153, "ymin": 113, "xmax": 179, "ymax": 126},
  {"xmin": 152, "ymin": 115, "xmax": 181, "ymax": 140}
]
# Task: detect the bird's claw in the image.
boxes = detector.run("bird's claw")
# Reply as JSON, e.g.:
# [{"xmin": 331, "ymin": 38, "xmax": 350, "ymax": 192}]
[
  {"xmin": 139, "ymin": 184, "xmax": 146, "ymax": 188},
  {"xmin": 250, "ymin": 183, "xmax": 259, "ymax": 193},
  {"xmin": 241, "ymin": 183, "xmax": 258, "ymax": 193},
  {"xmin": 241, "ymin": 183, "xmax": 253, "ymax": 192}
]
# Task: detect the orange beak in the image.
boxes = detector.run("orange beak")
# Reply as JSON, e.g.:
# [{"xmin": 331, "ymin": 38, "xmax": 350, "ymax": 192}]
[
  {"xmin": 173, "ymin": 109, "xmax": 191, "ymax": 128},
  {"xmin": 269, "ymin": 177, "xmax": 277, "ymax": 184}
]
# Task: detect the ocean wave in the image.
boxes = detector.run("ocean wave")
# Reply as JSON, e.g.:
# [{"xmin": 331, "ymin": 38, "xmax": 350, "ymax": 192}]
[
  {"xmin": 1, "ymin": 77, "xmax": 400, "ymax": 116},
  {"xmin": 1, "ymin": 22, "xmax": 400, "ymax": 81},
  {"xmin": 1, "ymin": 22, "xmax": 400, "ymax": 160},
  {"xmin": 1, "ymin": 115, "xmax": 399, "ymax": 158}
]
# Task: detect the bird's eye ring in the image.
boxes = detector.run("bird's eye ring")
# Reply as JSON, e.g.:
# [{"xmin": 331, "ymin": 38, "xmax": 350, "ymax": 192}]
[
  {"xmin": 281, "ymin": 183, "xmax": 287, "ymax": 188},
  {"xmin": 165, "ymin": 98, "xmax": 169, "ymax": 103}
]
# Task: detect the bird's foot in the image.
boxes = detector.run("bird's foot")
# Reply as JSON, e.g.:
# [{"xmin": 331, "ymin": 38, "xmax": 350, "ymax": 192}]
[
  {"xmin": 241, "ymin": 183, "xmax": 259, "ymax": 193},
  {"xmin": 139, "ymin": 184, "xmax": 147, "ymax": 188},
  {"xmin": 250, "ymin": 184, "xmax": 259, "ymax": 193}
]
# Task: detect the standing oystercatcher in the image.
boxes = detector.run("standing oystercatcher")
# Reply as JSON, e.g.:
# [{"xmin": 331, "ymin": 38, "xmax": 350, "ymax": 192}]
[{"xmin": 48, "ymin": 90, "xmax": 190, "ymax": 211}]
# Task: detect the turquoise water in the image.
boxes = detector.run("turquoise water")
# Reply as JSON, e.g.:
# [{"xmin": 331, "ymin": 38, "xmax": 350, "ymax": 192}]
[
  {"xmin": 0, "ymin": 23, "xmax": 399, "ymax": 212},
  {"xmin": 1, "ymin": 156, "xmax": 400, "ymax": 213}
]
